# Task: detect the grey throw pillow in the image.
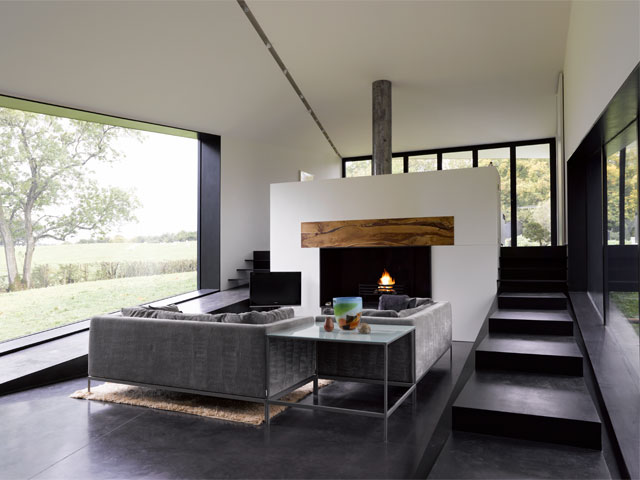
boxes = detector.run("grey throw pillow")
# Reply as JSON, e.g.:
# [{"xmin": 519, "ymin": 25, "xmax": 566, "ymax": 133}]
[
  {"xmin": 147, "ymin": 303, "xmax": 181, "ymax": 312},
  {"xmin": 220, "ymin": 307, "xmax": 294, "ymax": 324},
  {"xmin": 378, "ymin": 294, "xmax": 411, "ymax": 312},
  {"xmin": 415, "ymin": 297, "xmax": 434, "ymax": 307},
  {"xmin": 362, "ymin": 309, "xmax": 399, "ymax": 318},
  {"xmin": 248, "ymin": 307, "xmax": 295, "ymax": 324},
  {"xmin": 121, "ymin": 307, "xmax": 162, "ymax": 318},
  {"xmin": 154, "ymin": 311, "xmax": 221, "ymax": 322}
]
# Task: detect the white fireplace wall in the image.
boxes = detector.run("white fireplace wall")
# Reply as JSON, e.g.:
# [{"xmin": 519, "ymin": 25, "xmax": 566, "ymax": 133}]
[{"xmin": 270, "ymin": 167, "xmax": 500, "ymax": 342}]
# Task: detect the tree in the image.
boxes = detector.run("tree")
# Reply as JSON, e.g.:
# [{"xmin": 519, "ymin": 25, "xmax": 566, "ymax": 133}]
[{"xmin": 0, "ymin": 107, "xmax": 139, "ymax": 290}]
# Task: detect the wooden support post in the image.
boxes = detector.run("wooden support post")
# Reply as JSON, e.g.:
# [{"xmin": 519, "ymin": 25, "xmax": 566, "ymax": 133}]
[{"xmin": 373, "ymin": 80, "xmax": 392, "ymax": 175}]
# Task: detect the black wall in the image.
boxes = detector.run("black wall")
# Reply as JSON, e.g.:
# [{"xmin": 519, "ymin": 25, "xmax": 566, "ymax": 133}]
[
  {"xmin": 197, "ymin": 133, "xmax": 221, "ymax": 290},
  {"xmin": 566, "ymin": 64, "xmax": 639, "ymax": 324}
]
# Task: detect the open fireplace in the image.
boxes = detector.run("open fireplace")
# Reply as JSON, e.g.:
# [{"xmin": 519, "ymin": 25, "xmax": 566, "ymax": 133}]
[{"xmin": 319, "ymin": 246, "xmax": 431, "ymax": 308}]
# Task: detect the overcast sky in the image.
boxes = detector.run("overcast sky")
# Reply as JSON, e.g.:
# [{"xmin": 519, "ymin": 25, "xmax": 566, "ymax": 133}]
[{"xmin": 86, "ymin": 131, "xmax": 198, "ymax": 240}]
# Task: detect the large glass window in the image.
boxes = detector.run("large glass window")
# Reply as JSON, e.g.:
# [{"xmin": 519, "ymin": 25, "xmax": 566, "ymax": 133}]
[
  {"xmin": 606, "ymin": 123, "xmax": 639, "ymax": 337},
  {"xmin": 0, "ymin": 106, "xmax": 198, "ymax": 342},
  {"xmin": 516, "ymin": 144, "xmax": 551, "ymax": 246},
  {"xmin": 392, "ymin": 157, "xmax": 404, "ymax": 174},
  {"xmin": 442, "ymin": 151, "xmax": 472, "ymax": 170},
  {"xmin": 345, "ymin": 160, "xmax": 372, "ymax": 177},
  {"xmin": 479, "ymin": 148, "xmax": 511, "ymax": 246},
  {"xmin": 408, "ymin": 154, "xmax": 437, "ymax": 172},
  {"xmin": 342, "ymin": 139, "xmax": 556, "ymax": 247}
]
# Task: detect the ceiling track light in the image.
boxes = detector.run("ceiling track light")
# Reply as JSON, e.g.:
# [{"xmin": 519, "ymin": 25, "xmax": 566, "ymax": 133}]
[{"xmin": 236, "ymin": 0, "xmax": 341, "ymax": 159}]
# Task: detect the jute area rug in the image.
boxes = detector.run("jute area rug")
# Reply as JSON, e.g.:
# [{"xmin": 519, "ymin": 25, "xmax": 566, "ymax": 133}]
[{"xmin": 71, "ymin": 380, "xmax": 332, "ymax": 426}]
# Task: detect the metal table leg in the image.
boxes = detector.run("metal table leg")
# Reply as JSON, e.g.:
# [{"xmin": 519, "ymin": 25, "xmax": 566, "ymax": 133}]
[
  {"xmin": 313, "ymin": 340, "xmax": 319, "ymax": 405},
  {"xmin": 411, "ymin": 330, "xmax": 417, "ymax": 408},
  {"xmin": 384, "ymin": 342, "xmax": 388, "ymax": 442},
  {"xmin": 265, "ymin": 336, "xmax": 270, "ymax": 426}
]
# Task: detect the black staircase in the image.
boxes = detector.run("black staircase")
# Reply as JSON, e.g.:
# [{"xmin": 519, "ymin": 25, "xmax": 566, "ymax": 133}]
[
  {"xmin": 452, "ymin": 246, "xmax": 603, "ymax": 450},
  {"xmin": 228, "ymin": 250, "xmax": 270, "ymax": 285}
]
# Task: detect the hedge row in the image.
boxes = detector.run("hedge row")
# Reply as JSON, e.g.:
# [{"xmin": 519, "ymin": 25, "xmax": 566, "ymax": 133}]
[{"xmin": 25, "ymin": 259, "xmax": 197, "ymax": 289}]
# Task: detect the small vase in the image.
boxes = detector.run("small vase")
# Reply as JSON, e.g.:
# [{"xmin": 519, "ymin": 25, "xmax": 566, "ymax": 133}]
[
  {"xmin": 324, "ymin": 317, "xmax": 334, "ymax": 332},
  {"xmin": 333, "ymin": 297, "xmax": 363, "ymax": 331}
]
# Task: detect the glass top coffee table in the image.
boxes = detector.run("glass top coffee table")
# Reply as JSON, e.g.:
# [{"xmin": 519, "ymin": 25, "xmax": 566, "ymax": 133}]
[{"xmin": 266, "ymin": 322, "xmax": 416, "ymax": 442}]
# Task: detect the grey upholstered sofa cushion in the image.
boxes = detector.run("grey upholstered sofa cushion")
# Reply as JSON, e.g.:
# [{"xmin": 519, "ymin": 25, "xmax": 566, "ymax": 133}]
[
  {"xmin": 218, "ymin": 307, "xmax": 294, "ymax": 324},
  {"xmin": 121, "ymin": 307, "xmax": 221, "ymax": 323},
  {"xmin": 120, "ymin": 306, "xmax": 295, "ymax": 324},
  {"xmin": 362, "ymin": 309, "xmax": 399, "ymax": 318},
  {"xmin": 378, "ymin": 294, "xmax": 411, "ymax": 311}
]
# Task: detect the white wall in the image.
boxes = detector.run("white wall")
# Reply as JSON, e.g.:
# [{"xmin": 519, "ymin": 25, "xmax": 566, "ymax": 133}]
[
  {"xmin": 220, "ymin": 136, "xmax": 340, "ymax": 290},
  {"xmin": 270, "ymin": 167, "xmax": 500, "ymax": 342},
  {"xmin": 563, "ymin": 0, "xmax": 640, "ymax": 159}
]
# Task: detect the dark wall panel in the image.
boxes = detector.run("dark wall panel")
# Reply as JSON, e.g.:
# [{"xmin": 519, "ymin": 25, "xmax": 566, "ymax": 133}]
[
  {"xmin": 567, "ymin": 157, "xmax": 588, "ymax": 291},
  {"xmin": 198, "ymin": 133, "xmax": 221, "ymax": 290}
]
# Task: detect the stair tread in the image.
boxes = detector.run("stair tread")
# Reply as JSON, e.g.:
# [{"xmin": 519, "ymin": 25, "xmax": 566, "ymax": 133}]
[
  {"xmin": 499, "ymin": 292, "xmax": 567, "ymax": 299},
  {"xmin": 500, "ymin": 279, "xmax": 566, "ymax": 283},
  {"xmin": 478, "ymin": 333, "xmax": 582, "ymax": 358},
  {"xmin": 490, "ymin": 309, "xmax": 572, "ymax": 322},
  {"xmin": 453, "ymin": 371, "xmax": 600, "ymax": 423}
]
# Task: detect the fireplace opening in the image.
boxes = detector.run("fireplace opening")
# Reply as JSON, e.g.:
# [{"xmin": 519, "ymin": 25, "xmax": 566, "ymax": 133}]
[{"xmin": 320, "ymin": 247, "xmax": 431, "ymax": 308}]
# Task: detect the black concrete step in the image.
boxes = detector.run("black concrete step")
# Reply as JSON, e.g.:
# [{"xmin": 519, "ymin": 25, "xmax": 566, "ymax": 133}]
[
  {"xmin": 499, "ymin": 279, "xmax": 567, "ymax": 293},
  {"xmin": 498, "ymin": 292, "xmax": 567, "ymax": 310},
  {"xmin": 476, "ymin": 333, "xmax": 583, "ymax": 376},
  {"xmin": 489, "ymin": 309, "xmax": 574, "ymax": 335},
  {"xmin": 0, "ymin": 331, "xmax": 88, "ymax": 395},
  {"xmin": 499, "ymin": 267, "xmax": 567, "ymax": 280},
  {"xmin": 452, "ymin": 371, "xmax": 601, "ymax": 449},
  {"xmin": 500, "ymin": 246, "xmax": 567, "ymax": 259},
  {"xmin": 500, "ymin": 257, "xmax": 567, "ymax": 270}
]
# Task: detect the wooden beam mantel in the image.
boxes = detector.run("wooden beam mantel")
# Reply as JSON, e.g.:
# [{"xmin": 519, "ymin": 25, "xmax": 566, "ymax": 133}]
[{"xmin": 301, "ymin": 216, "xmax": 454, "ymax": 248}]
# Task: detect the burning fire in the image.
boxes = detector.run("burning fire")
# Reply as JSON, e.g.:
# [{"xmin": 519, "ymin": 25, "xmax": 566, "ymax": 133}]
[{"xmin": 378, "ymin": 269, "xmax": 395, "ymax": 287}]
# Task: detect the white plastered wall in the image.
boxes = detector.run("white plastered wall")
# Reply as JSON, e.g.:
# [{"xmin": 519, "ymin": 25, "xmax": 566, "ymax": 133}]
[
  {"xmin": 220, "ymin": 136, "xmax": 340, "ymax": 290},
  {"xmin": 270, "ymin": 167, "xmax": 500, "ymax": 342}
]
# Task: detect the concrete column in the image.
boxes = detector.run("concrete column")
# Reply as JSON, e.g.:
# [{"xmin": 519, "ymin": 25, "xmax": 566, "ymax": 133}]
[{"xmin": 372, "ymin": 79, "xmax": 392, "ymax": 175}]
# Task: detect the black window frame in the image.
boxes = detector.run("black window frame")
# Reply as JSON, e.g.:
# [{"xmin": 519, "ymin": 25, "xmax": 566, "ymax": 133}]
[{"xmin": 342, "ymin": 137, "xmax": 557, "ymax": 246}]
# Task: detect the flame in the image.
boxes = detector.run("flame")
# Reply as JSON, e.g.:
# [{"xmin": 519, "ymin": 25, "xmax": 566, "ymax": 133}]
[{"xmin": 378, "ymin": 269, "xmax": 395, "ymax": 286}]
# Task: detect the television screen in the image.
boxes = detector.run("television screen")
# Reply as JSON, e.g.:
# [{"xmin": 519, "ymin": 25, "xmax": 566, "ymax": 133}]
[{"xmin": 250, "ymin": 271, "xmax": 301, "ymax": 307}]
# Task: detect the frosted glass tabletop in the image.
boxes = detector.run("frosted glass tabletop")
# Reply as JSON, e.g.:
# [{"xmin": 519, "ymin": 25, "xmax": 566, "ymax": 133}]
[{"xmin": 267, "ymin": 322, "xmax": 414, "ymax": 345}]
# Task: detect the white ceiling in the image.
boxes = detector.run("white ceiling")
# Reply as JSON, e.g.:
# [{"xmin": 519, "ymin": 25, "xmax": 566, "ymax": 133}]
[
  {"xmin": 249, "ymin": 0, "xmax": 571, "ymax": 156},
  {"xmin": 0, "ymin": 0, "xmax": 571, "ymax": 158}
]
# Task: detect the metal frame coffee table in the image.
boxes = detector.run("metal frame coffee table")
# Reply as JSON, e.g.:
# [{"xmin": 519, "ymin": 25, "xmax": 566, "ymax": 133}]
[{"xmin": 265, "ymin": 322, "xmax": 416, "ymax": 442}]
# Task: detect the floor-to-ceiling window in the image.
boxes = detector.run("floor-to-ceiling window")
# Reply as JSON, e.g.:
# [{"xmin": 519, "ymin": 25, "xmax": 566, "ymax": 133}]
[
  {"xmin": 605, "ymin": 122, "xmax": 639, "ymax": 336},
  {"xmin": 342, "ymin": 138, "xmax": 556, "ymax": 246},
  {"xmin": 0, "ymin": 101, "xmax": 200, "ymax": 342},
  {"xmin": 516, "ymin": 144, "xmax": 552, "ymax": 246}
]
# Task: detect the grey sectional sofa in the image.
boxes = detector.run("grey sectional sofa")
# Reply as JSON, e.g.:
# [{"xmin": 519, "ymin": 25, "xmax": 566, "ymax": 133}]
[
  {"xmin": 315, "ymin": 301, "xmax": 452, "ymax": 383},
  {"xmin": 88, "ymin": 312, "xmax": 316, "ymax": 403}
]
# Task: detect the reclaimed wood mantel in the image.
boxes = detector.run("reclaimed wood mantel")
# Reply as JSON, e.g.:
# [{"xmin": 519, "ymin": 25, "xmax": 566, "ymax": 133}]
[{"xmin": 301, "ymin": 216, "xmax": 454, "ymax": 248}]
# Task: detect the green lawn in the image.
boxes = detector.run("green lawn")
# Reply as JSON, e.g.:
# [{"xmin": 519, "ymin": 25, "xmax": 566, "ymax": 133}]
[
  {"xmin": 610, "ymin": 291, "xmax": 639, "ymax": 336},
  {"xmin": 0, "ymin": 241, "xmax": 197, "ymax": 277},
  {"xmin": 0, "ymin": 271, "xmax": 196, "ymax": 342}
]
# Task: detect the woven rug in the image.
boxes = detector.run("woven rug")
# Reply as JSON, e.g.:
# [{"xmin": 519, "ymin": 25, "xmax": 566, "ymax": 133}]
[{"xmin": 71, "ymin": 380, "xmax": 331, "ymax": 426}]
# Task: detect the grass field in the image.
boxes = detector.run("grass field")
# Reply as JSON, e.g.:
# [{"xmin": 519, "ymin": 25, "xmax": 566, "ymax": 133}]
[
  {"xmin": 610, "ymin": 291, "xmax": 639, "ymax": 336},
  {"xmin": 0, "ymin": 271, "xmax": 196, "ymax": 342},
  {"xmin": 0, "ymin": 241, "xmax": 197, "ymax": 277}
]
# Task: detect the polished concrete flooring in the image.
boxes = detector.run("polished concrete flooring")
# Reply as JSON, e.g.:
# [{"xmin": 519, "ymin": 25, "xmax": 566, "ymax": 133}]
[{"xmin": 0, "ymin": 342, "xmax": 471, "ymax": 479}]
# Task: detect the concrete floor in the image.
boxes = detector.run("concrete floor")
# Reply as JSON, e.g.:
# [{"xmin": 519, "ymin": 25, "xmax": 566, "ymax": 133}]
[{"xmin": 0, "ymin": 342, "xmax": 472, "ymax": 479}]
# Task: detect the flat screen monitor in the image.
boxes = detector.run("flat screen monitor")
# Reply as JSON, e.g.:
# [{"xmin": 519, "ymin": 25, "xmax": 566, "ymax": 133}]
[{"xmin": 250, "ymin": 271, "xmax": 301, "ymax": 307}]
